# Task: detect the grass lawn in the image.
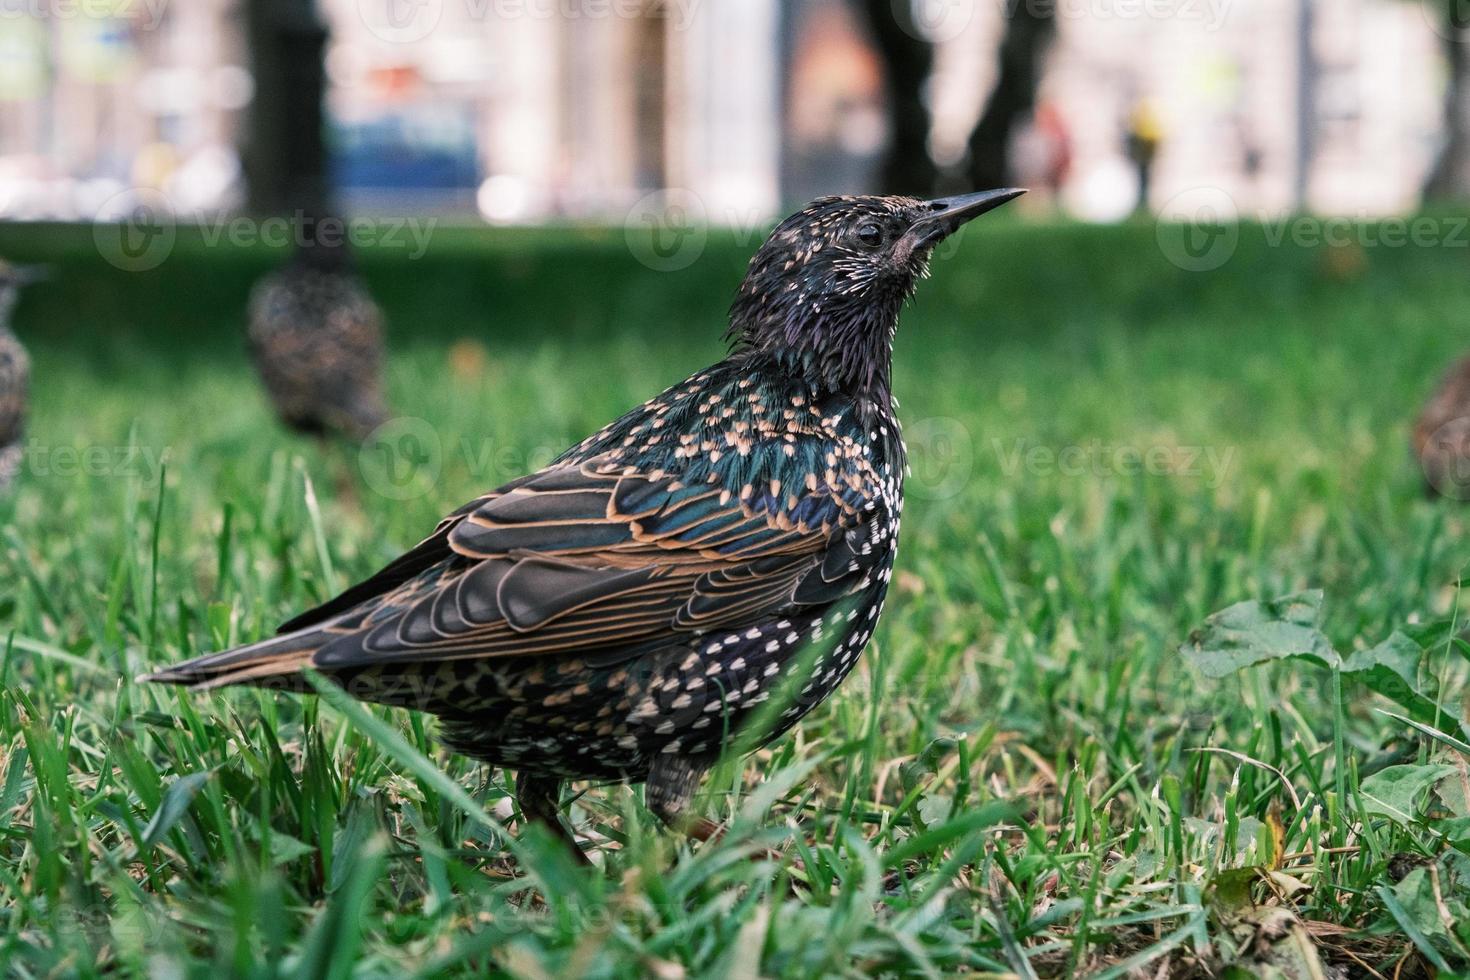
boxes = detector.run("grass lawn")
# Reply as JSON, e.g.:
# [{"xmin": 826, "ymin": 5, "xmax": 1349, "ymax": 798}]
[{"xmin": 0, "ymin": 214, "xmax": 1467, "ymax": 977}]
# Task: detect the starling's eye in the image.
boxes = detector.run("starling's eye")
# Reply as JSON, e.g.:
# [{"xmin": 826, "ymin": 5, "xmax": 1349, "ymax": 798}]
[{"xmin": 856, "ymin": 222, "xmax": 884, "ymax": 248}]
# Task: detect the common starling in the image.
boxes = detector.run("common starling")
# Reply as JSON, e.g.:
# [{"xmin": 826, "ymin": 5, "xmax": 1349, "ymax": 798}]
[
  {"xmin": 1414, "ymin": 355, "xmax": 1470, "ymax": 499},
  {"xmin": 247, "ymin": 227, "xmax": 389, "ymax": 442},
  {"xmin": 147, "ymin": 189, "xmax": 1025, "ymax": 853},
  {"xmin": 0, "ymin": 262, "xmax": 42, "ymax": 490}
]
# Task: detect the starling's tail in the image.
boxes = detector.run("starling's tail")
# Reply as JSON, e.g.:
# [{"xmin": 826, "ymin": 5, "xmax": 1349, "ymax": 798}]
[{"xmin": 139, "ymin": 624, "xmax": 332, "ymax": 691}]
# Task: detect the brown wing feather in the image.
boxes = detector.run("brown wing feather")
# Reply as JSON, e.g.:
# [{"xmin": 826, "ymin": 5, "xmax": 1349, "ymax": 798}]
[
  {"xmin": 162, "ymin": 450, "xmax": 875, "ymax": 689},
  {"xmin": 300, "ymin": 457, "xmax": 840, "ymax": 670}
]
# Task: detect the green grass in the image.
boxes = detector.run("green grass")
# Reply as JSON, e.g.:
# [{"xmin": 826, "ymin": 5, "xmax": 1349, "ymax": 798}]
[{"xmin": 0, "ymin": 215, "xmax": 1467, "ymax": 977}]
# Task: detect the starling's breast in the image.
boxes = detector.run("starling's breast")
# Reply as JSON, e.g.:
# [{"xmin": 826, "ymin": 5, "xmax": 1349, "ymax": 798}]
[{"xmin": 422, "ymin": 576, "xmax": 893, "ymax": 779}]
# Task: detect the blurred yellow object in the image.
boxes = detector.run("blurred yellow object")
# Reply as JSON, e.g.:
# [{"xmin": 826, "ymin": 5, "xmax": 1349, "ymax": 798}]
[
  {"xmin": 449, "ymin": 339, "xmax": 493, "ymax": 383},
  {"xmin": 1128, "ymin": 99, "xmax": 1165, "ymax": 148},
  {"xmin": 0, "ymin": 19, "xmax": 48, "ymax": 100},
  {"xmin": 1319, "ymin": 241, "xmax": 1368, "ymax": 283},
  {"xmin": 132, "ymin": 142, "xmax": 179, "ymax": 190}
]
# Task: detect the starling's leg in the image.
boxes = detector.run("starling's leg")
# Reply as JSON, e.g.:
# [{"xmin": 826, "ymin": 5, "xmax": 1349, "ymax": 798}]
[
  {"xmin": 646, "ymin": 756, "xmax": 719, "ymax": 841},
  {"xmin": 514, "ymin": 771, "xmax": 589, "ymax": 864},
  {"xmin": 648, "ymin": 758, "xmax": 800, "ymax": 868}
]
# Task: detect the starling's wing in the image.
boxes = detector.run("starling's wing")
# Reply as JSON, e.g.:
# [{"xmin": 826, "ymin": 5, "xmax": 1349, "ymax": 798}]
[
  {"xmin": 275, "ymin": 494, "xmax": 488, "ymax": 632},
  {"xmin": 296, "ymin": 455, "xmax": 877, "ymax": 671},
  {"xmin": 276, "ymin": 461, "xmax": 558, "ymax": 632}
]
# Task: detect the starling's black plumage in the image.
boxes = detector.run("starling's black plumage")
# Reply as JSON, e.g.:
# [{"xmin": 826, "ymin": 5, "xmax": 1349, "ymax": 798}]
[
  {"xmin": 149, "ymin": 190, "xmax": 1024, "ymax": 851},
  {"xmin": 248, "ymin": 230, "xmax": 388, "ymax": 441},
  {"xmin": 0, "ymin": 262, "xmax": 41, "ymax": 490},
  {"xmin": 1415, "ymin": 355, "xmax": 1470, "ymax": 499}
]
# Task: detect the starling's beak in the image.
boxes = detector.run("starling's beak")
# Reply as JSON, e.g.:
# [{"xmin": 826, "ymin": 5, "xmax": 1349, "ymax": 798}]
[{"xmin": 896, "ymin": 188, "xmax": 1026, "ymax": 261}]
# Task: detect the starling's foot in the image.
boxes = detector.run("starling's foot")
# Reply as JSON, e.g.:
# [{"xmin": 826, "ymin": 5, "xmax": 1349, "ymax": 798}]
[
  {"xmin": 647, "ymin": 756, "xmax": 743, "ymax": 848},
  {"xmin": 646, "ymin": 757, "xmax": 790, "ymax": 862},
  {"xmin": 685, "ymin": 816, "xmax": 724, "ymax": 843},
  {"xmin": 514, "ymin": 771, "xmax": 591, "ymax": 866},
  {"xmin": 676, "ymin": 813, "xmax": 798, "ymax": 869}
]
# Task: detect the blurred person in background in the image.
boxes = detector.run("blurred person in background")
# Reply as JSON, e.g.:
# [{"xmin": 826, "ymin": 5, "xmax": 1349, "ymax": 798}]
[{"xmin": 1125, "ymin": 98, "xmax": 1164, "ymax": 214}]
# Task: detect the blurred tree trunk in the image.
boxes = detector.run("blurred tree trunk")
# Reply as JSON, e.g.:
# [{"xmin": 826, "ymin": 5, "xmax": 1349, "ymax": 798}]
[
  {"xmin": 1425, "ymin": 19, "xmax": 1470, "ymax": 200},
  {"xmin": 964, "ymin": 0, "xmax": 1055, "ymax": 189},
  {"xmin": 858, "ymin": 0, "xmax": 938, "ymax": 196},
  {"xmin": 243, "ymin": 0, "xmax": 329, "ymax": 215}
]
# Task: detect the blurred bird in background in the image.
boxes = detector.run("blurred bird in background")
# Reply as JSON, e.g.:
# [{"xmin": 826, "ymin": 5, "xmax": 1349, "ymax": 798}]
[
  {"xmin": 148, "ymin": 189, "xmax": 1024, "ymax": 859},
  {"xmin": 243, "ymin": 2, "xmax": 388, "ymax": 447},
  {"xmin": 1414, "ymin": 356, "xmax": 1470, "ymax": 499},
  {"xmin": 0, "ymin": 261, "xmax": 43, "ymax": 490},
  {"xmin": 247, "ymin": 218, "xmax": 389, "ymax": 443}
]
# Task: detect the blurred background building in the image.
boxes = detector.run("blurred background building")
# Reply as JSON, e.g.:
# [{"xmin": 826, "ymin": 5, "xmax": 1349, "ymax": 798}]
[{"xmin": 0, "ymin": 0, "xmax": 1452, "ymax": 225}]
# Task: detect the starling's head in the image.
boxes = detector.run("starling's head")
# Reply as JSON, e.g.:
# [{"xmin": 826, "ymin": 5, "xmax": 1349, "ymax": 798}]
[{"xmin": 728, "ymin": 189, "xmax": 1023, "ymax": 394}]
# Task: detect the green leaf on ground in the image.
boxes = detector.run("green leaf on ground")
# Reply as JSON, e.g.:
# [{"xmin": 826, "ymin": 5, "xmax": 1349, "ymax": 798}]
[
  {"xmin": 1360, "ymin": 764, "xmax": 1458, "ymax": 825},
  {"xmin": 1344, "ymin": 631, "xmax": 1456, "ymax": 727},
  {"xmin": 1181, "ymin": 591, "xmax": 1339, "ymax": 678}
]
